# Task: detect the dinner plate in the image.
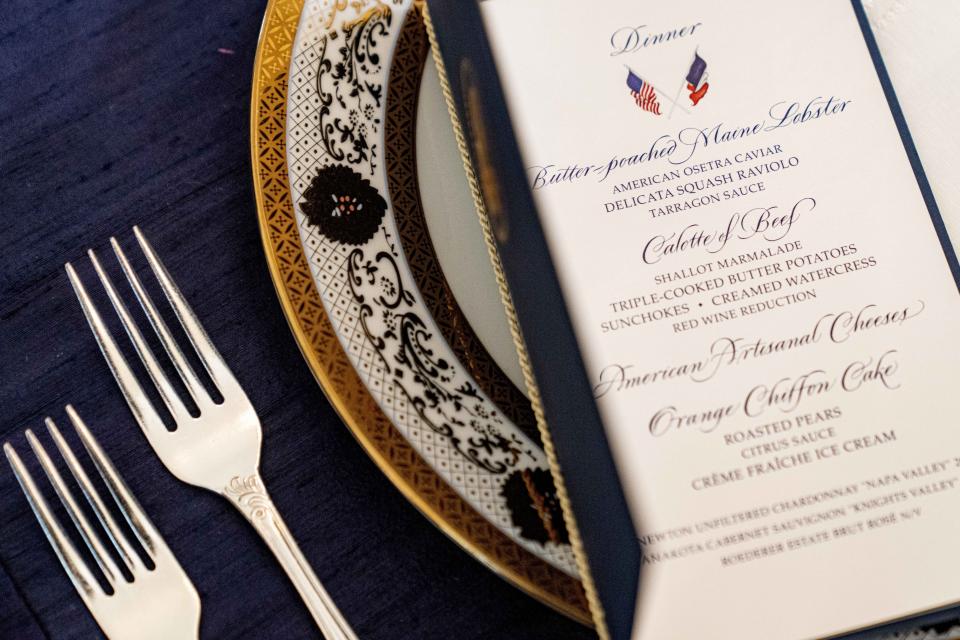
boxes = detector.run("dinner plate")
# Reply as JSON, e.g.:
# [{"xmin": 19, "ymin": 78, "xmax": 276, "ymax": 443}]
[{"xmin": 250, "ymin": 0, "xmax": 590, "ymax": 623}]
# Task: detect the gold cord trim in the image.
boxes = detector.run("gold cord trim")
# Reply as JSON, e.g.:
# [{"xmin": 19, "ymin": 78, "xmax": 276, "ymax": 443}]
[{"xmin": 421, "ymin": 4, "xmax": 610, "ymax": 637}]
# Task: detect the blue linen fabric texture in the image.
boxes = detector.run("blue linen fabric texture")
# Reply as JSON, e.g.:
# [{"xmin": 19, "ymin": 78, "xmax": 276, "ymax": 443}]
[{"xmin": 0, "ymin": 1, "xmax": 596, "ymax": 638}]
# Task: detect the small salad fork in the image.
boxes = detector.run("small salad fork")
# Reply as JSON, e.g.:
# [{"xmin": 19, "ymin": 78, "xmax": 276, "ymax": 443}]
[
  {"xmin": 4, "ymin": 406, "xmax": 201, "ymax": 640},
  {"xmin": 66, "ymin": 227, "xmax": 357, "ymax": 640}
]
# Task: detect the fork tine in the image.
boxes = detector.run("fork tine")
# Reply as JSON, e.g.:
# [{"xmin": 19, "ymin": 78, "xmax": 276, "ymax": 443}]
[
  {"xmin": 4, "ymin": 442, "xmax": 102, "ymax": 599},
  {"xmin": 86, "ymin": 249, "xmax": 193, "ymax": 425},
  {"xmin": 45, "ymin": 416, "xmax": 143, "ymax": 575},
  {"xmin": 133, "ymin": 225, "xmax": 236, "ymax": 393},
  {"xmin": 67, "ymin": 405, "xmax": 161, "ymax": 559},
  {"xmin": 25, "ymin": 428, "xmax": 122, "ymax": 586},
  {"xmin": 111, "ymin": 237, "xmax": 210, "ymax": 408},
  {"xmin": 66, "ymin": 262, "xmax": 168, "ymax": 435}
]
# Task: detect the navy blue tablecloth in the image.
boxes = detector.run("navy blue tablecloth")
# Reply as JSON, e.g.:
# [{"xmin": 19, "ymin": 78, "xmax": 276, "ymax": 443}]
[{"xmin": 0, "ymin": 2, "xmax": 595, "ymax": 638}]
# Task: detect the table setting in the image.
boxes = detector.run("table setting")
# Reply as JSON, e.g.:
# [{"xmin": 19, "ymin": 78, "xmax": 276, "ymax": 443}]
[
  {"xmin": 1, "ymin": 0, "xmax": 960, "ymax": 639},
  {"xmin": 0, "ymin": 1, "xmax": 591, "ymax": 638}
]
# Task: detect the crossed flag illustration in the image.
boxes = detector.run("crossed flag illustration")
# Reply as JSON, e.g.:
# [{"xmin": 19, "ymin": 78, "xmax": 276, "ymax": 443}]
[{"xmin": 624, "ymin": 49, "xmax": 710, "ymax": 118}]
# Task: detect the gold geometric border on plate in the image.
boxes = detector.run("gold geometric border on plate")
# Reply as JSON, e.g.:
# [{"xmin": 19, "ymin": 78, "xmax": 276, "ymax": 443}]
[{"xmin": 249, "ymin": 0, "xmax": 590, "ymax": 624}]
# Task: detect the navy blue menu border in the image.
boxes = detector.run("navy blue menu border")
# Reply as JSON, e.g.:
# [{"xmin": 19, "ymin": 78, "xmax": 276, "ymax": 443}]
[
  {"xmin": 425, "ymin": 1, "xmax": 642, "ymax": 637},
  {"xmin": 851, "ymin": 1, "xmax": 960, "ymax": 289}
]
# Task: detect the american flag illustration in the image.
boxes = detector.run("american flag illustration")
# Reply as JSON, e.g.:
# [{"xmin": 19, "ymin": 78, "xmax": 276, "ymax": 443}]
[{"xmin": 626, "ymin": 70, "xmax": 661, "ymax": 115}]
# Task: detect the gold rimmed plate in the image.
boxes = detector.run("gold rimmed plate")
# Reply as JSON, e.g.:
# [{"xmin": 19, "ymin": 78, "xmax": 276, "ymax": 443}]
[{"xmin": 250, "ymin": 0, "xmax": 589, "ymax": 623}]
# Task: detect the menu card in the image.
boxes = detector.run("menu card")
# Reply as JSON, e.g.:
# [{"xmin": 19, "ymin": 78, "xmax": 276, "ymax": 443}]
[{"xmin": 480, "ymin": 0, "xmax": 960, "ymax": 638}]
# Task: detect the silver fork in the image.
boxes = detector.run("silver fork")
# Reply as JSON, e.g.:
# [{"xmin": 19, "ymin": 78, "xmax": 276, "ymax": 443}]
[
  {"xmin": 4, "ymin": 405, "xmax": 201, "ymax": 640},
  {"xmin": 66, "ymin": 227, "xmax": 357, "ymax": 640}
]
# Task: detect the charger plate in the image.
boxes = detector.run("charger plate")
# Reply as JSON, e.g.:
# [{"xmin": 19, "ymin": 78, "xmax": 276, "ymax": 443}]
[
  {"xmin": 250, "ymin": 0, "xmax": 590, "ymax": 623},
  {"xmin": 250, "ymin": 1, "xmax": 960, "ymax": 636}
]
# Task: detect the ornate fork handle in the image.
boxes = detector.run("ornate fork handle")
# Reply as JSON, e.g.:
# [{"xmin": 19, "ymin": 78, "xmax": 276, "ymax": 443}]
[{"xmin": 224, "ymin": 474, "xmax": 358, "ymax": 640}]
